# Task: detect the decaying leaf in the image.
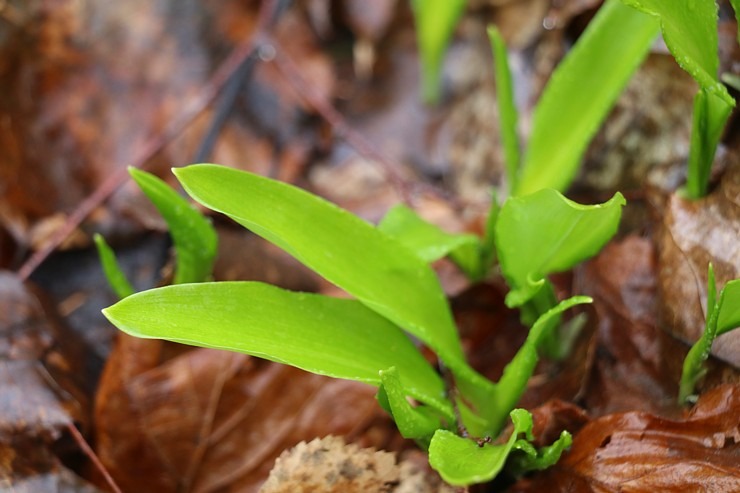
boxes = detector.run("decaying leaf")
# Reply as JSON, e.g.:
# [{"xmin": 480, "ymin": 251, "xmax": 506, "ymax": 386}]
[
  {"xmin": 0, "ymin": 271, "xmax": 93, "ymax": 490},
  {"xmin": 95, "ymin": 342, "xmax": 383, "ymax": 492},
  {"xmin": 658, "ymin": 163, "xmax": 740, "ymax": 367},
  {"xmin": 511, "ymin": 384, "xmax": 740, "ymax": 492},
  {"xmin": 260, "ymin": 435, "xmax": 454, "ymax": 493}
]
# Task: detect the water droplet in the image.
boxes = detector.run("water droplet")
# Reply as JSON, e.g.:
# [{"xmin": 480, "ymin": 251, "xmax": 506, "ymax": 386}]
[{"xmin": 542, "ymin": 16, "xmax": 557, "ymax": 30}]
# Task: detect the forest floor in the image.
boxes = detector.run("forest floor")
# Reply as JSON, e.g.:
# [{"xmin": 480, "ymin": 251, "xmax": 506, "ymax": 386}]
[{"xmin": 1, "ymin": 1, "xmax": 738, "ymax": 492}]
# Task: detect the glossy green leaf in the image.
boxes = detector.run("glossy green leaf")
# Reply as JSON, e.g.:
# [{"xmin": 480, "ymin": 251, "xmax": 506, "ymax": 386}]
[
  {"xmin": 495, "ymin": 189, "xmax": 625, "ymax": 308},
  {"xmin": 621, "ymin": 0, "xmax": 731, "ymax": 104},
  {"xmin": 485, "ymin": 296, "xmax": 592, "ymax": 433},
  {"xmin": 516, "ymin": 0, "xmax": 658, "ymax": 195},
  {"xmin": 488, "ymin": 26, "xmax": 520, "ymax": 194},
  {"xmin": 94, "ymin": 234, "xmax": 135, "ymax": 299},
  {"xmin": 378, "ymin": 367, "xmax": 446, "ymax": 439},
  {"xmin": 411, "ymin": 0, "xmax": 466, "ymax": 103},
  {"xmin": 717, "ymin": 279, "xmax": 740, "ymax": 335},
  {"xmin": 129, "ymin": 168, "xmax": 217, "ymax": 284},
  {"xmin": 378, "ymin": 204, "xmax": 482, "ymax": 279},
  {"xmin": 686, "ymin": 88, "xmax": 733, "ymax": 198},
  {"xmin": 103, "ymin": 281, "xmax": 452, "ymax": 415},
  {"xmin": 173, "ymin": 164, "xmax": 494, "ymax": 404},
  {"xmin": 429, "ymin": 409, "xmax": 556, "ymax": 486}
]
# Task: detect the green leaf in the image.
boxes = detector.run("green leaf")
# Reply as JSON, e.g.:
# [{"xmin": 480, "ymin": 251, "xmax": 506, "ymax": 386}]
[
  {"xmin": 717, "ymin": 279, "xmax": 740, "ymax": 335},
  {"xmin": 129, "ymin": 168, "xmax": 217, "ymax": 284},
  {"xmin": 516, "ymin": 0, "xmax": 658, "ymax": 195},
  {"xmin": 94, "ymin": 234, "xmax": 135, "ymax": 299},
  {"xmin": 103, "ymin": 281, "xmax": 452, "ymax": 416},
  {"xmin": 495, "ymin": 189, "xmax": 625, "ymax": 308},
  {"xmin": 686, "ymin": 89, "xmax": 733, "ymax": 198},
  {"xmin": 378, "ymin": 367, "xmax": 446, "ymax": 439},
  {"xmin": 621, "ymin": 0, "xmax": 732, "ymax": 105},
  {"xmin": 378, "ymin": 204, "xmax": 482, "ymax": 279},
  {"xmin": 411, "ymin": 0, "xmax": 467, "ymax": 103},
  {"xmin": 510, "ymin": 430, "xmax": 572, "ymax": 474},
  {"xmin": 732, "ymin": 0, "xmax": 740, "ymax": 44},
  {"xmin": 173, "ymin": 164, "xmax": 494, "ymax": 404},
  {"xmin": 485, "ymin": 296, "xmax": 592, "ymax": 433},
  {"xmin": 487, "ymin": 26, "xmax": 520, "ymax": 194},
  {"xmin": 429, "ymin": 408, "xmax": 565, "ymax": 486}
]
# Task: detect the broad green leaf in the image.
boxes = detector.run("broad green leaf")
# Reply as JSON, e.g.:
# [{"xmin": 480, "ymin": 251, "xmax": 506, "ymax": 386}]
[
  {"xmin": 173, "ymin": 164, "xmax": 495, "ymax": 404},
  {"xmin": 485, "ymin": 296, "xmax": 592, "ymax": 433},
  {"xmin": 621, "ymin": 0, "xmax": 731, "ymax": 105},
  {"xmin": 717, "ymin": 279, "xmax": 740, "ymax": 335},
  {"xmin": 411, "ymin": 0, "xmax": 466, "ymax": 103},
  {"xmin": 129, "ymin": 168, "xmax": 217, "ymax": 284},
  {"xmin": 495, "ymin": 189, "xmax": 625, "ymax": 308},
  {"xmin": 378, "ymin": 204, "xmax": 482, "ymax": 279},
  {"xmin": 686, "ymin": 88, "xmax": 733, "ymax": 198},
  {"xmin": 94, "ymin": 234, "xmax": 135, "ymax": 299},
  {"xmin": 516, "ymin": 0, "xmax": 658, "ymax": 195},
  {"xmin": 378, "ymin": 367, "xmax": 446, "ymax": 439},
  {"xmin": 488, "ymin": 26, "xmax": 520, "ymax": 194},
  {"xmin": 429, "ymin": 409, "xmax": 557, "ymax": 486},
  {"xmin": 103, "ymin": 282, "xmax": 452, "ymax": 415}
]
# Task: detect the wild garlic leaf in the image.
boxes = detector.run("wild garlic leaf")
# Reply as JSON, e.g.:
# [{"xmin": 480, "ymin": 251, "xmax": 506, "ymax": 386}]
[
  {"xmin": 485, "ymin": 296, "xmax": 592, "ymax": 433},
  {"xmin": 411, "ymin": 0, "xmax": 466, "ymax": 103},
  {"xmin": 103, "ymin": 281, "xmax": 452, "ymax": 415},
  {"xmin": 129, "ymin": 168, "xmax": 217, "ymax": 284},
  {"xmin": 429, "ymin": 409, "xmax": 567, "ymax": 486},
  {"xmin": 621, "ymin": 0, "xmax": 731, "ymax": 104},
  {"xmin": 487, "ymin": 26, "xmax": 520, "ymax": 194},
  {"xmin": 686, "ymin": 89, "xmax": 733, "ymax": 198},
  {"xmin": 378, "ymin": 367, "xmax": 447, "ymax": 440},
  {"xmin": 94, "ymin": 234, "xmax": 135, "ymax": 299},
  {"xmin": 516, "ymin": 0, "xmax": 658, "ymax": 195},
  {"xmin": 378, "ymin": 204, "xmax": 483, "ymax": 279},
  {"xmin": 173, "ymin": 164, "xmax": 493, "ymax": 402},
  {"xmin": 717, "ymin": 279, "xmax": 740, "ymax": 335},
  {"xmin": 496, "ymin": 189, "xmax": 625, "ymax": 308}
]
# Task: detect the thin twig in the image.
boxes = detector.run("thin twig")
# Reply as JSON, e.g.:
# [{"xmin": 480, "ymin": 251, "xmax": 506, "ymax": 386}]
[
  {"xmin": 66, "ymin": 422, "xmax": 123, "ymax": 493},
  {"xmin": 17, "ymin": 0, "xmax": 280, "ymax": 282}
]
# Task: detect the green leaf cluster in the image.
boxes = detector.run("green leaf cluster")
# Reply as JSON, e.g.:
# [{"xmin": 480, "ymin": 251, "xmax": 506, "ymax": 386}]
[
  {"xmin": 679, "ymin": 265, "xmax": 740, "ymax": 404},
  {"xmin": 95, "ymin": 168, "xmax": 218, "ymax": 298},
  {"xmin": 102, "ymin": 163, "xmax": 627, "ymax": 485}
]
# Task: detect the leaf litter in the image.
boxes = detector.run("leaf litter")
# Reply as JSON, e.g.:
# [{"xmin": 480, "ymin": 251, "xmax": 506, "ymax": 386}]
[{"xmin": 1, "ymin": 1, "xmax": 739, "ymax": 491}]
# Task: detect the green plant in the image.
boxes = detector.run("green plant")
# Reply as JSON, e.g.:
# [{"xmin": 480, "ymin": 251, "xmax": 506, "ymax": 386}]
[
  {"xmin": 679, "ymin": 265, "xmax": 740, "ymax": 404},
  {"xmin": 621, "ymin": 0, "xmax": 736, "ymax": 199},
  {"xmin": 95, "ymin": 167, "xmax": 217, "ymax": 298},
  {"xmin": 102, "ymin": 163, "xmax": 626, "ymax": 485}
]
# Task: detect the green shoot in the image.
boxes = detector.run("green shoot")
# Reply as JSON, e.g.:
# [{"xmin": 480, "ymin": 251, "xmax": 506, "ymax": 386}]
[
  {"xmin": 487, "ymin": 27, "xmax": 520, "ymax": 195},
  {"xmin": 621, "ymin": 0, "xmax": 736, "ymax": 199},
  {"xmin": 94, "ymin": 234, "xmax": 135, "ymax": 299},
  {"xmin": 411, "ymin": 0, "xmax": 466, "ymax": 103},
  {"xmin": 515, "ymin": 0, "xmax": 659, "ymax": 195},
  {"xmin": 679, "ymin": 265, "xmax": 740, "ymax": 404},
  {"xmin": 129, "ymin": 168, "xmax": 218, "ymax": 284}
]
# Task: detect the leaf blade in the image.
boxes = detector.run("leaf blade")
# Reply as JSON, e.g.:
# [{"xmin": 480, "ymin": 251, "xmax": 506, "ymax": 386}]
[{"xmin": 103, "ymin": 281, "xmax": 451, "ymax": 414}]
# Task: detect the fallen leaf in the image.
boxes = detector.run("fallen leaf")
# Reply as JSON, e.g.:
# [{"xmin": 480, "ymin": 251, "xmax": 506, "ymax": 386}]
[
  {"xmin": 657, "ymin": 163, "xmax": 740, "ymax": 367},
  {"xmin": 511, "ymin": 384, "xmax": 740, "ymax": 492}
]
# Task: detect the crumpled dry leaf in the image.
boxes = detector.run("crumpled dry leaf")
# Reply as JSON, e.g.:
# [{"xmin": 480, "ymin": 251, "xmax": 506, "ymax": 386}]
[
  {"xmin": 260, "ymin": 435, "xmax": 454, "ymax": 493},
  {"xmin": 511, "ymin": 383, "xmax": 740, "ymax": 492},
  {"xmin": 657, "ymin": 163, "xmax": 740, "ymax": 367},
  {"xmin": 94, "ymin": 340, "xmax": 383, "ymax": 493},
  {"xmin": 0, "ymin": 271, "xmax": 93, "ymax": 490}
]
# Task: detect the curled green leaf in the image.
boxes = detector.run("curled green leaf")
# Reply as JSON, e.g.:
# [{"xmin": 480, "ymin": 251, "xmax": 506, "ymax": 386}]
[{"xmin": 94, "ymin": 233, "xmax": 135, "ymax": 299}]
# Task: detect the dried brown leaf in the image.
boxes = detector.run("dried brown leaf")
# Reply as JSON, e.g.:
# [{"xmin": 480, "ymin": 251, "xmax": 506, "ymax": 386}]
[
  {"xmin": 657, "ymin": 163, "xmax": 740, "ymax": 366},
  {"xmin": 511, "ymin": 384, "xmax": 740, "ymax": 492}
]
